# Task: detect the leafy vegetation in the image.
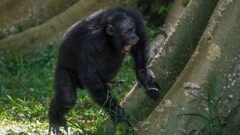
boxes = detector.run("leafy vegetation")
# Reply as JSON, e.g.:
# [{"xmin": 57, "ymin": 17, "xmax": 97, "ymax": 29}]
[{"xmin": 0, "ymin": 44, "xmax": 136, "ymax": 134}]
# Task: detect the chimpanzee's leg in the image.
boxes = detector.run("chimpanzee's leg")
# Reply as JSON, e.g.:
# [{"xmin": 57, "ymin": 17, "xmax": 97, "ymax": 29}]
[
  {"xmin": 48, "ymin": 67, "xmax": 77, "ymax": 134},
  {"xmin": 85, "ymin": 79, "xmax": 126, "ymax": 123}
]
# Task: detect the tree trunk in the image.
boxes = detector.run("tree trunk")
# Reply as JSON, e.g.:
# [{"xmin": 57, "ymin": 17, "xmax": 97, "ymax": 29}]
[
  {"xmin": 101, "ymin": 0, "xmax": 219, "ymax": 133},
  {"xmin": 0, "ymin": 0, "xmax": 132, "ymax": 55},
  {"xmin": 136, "ymin": 0, "xmax": 240, "ymax": 134},
  {"xmin": 149, "ymin": 0, "xmax": 186, "ymax": 58},
  {"xmin": 0, "ymin": 0, "xmax": 79, "ymax": 39}
]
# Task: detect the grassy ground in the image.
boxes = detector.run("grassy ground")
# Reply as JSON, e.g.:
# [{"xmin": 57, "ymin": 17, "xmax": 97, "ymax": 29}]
[{"xmin": 0, "ymin": 45, "xmax": 136, "ymax": 134}]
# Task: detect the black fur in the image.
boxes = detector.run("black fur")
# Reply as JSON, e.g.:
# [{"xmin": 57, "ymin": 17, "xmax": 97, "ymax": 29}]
[{"xmin": 48, "ymin": 7, "xmax": 160, "ymax": 134}]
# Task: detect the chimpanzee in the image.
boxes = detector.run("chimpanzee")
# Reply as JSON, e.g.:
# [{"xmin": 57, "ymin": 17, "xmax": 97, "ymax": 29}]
[{"xmin": 48, "ymin": 7, "xmax": 160, "ymax": 134}]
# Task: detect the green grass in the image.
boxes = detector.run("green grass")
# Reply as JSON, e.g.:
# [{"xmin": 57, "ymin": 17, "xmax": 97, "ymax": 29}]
[{"xmin": 0, "ymin": 44, "xmax": 136, "ymax": 134}]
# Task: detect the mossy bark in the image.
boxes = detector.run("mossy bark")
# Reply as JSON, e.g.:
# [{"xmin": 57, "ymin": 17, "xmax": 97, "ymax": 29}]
[
  {"xmin": 0, "ymin": 0, "xmax": 79, "ymax": 38},
  {"xmin": 136, "ymin": 0, "xmax": 240, "ymax": 134},
  {"xmin": 0, "ymin": 0, "xmax": 132, "ymax": 55},
  {"xmin": 101, "ymin": 0, "xmax": 219, "ymax": 133}
]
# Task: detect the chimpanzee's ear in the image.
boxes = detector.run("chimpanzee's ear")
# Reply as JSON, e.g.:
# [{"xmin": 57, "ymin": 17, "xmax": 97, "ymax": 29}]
[{"xmin": 106, "ymin": 24, "xmax": 114, "ymax": 35}]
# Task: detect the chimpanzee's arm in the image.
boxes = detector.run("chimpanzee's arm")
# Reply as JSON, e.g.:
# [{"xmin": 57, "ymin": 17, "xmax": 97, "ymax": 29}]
[
  {"xmin": 130, "ymin": 40, "xmax": 160, "ymax": 100},
  {"xmin": 127, "ymin": 7, "xmax": 161, "ymax": 100}
]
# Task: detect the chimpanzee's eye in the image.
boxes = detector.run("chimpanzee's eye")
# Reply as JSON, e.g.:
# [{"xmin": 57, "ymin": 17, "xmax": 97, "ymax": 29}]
[{"xmin": 126, "ymin": 27, "xmax": 134, "ymax": 33}]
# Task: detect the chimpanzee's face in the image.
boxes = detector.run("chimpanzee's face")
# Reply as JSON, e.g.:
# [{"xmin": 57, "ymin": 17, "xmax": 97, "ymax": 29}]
[
  {"xmin": 106, "ymin": 14, "xmax": 139, "ymax": 52},
  {"xmin": 119, "ymin": 19, "xmax": 139, "ymax": 52}
]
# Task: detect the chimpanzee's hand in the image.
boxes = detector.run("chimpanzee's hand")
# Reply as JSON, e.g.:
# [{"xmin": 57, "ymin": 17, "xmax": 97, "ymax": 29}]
[
  {"xmin": 48, "ymin": 113, "xmax": 68, "ymax": 135},
  {"xmin": 146, "ymin": 80, "xmax": 160, "ymax": 100},
  {"xmin": 137, "ymin": 68, "xmax": 161, "ymax": 100}
]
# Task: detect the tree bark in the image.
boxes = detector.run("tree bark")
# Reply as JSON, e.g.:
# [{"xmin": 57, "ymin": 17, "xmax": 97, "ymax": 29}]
[
  {"xmin": 101, "ymin": 0, "xmax": 218, "ymax": 133},
  {"xmin": 149, "ymin": 0, "xmax": 186, "ymax": 58},
  {"xmin": 136, "ymin": 0, "xmax": 240, "ymax": 134},
  {"xmin": 0, "ymin": 0, "xmax": 132, "ymax": 55},
  {"xmin": 0, "ymin": 0, "xmax": 79, "ymax": 39}
]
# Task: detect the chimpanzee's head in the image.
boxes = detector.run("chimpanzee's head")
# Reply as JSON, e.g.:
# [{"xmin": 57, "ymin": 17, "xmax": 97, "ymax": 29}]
[{"xmin": 106, "ymin": 12, "xmax": 139, "ymax": 52}]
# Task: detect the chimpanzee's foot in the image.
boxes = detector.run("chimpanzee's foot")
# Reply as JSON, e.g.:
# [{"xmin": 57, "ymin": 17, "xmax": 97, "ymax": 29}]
[
  {"xmin": 48, "ymin": 114, "xmax": 68, "ymax": 135},
  {"xmin": 110, "ymin": 106, "xmax": 129, "ymax": 123}
]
